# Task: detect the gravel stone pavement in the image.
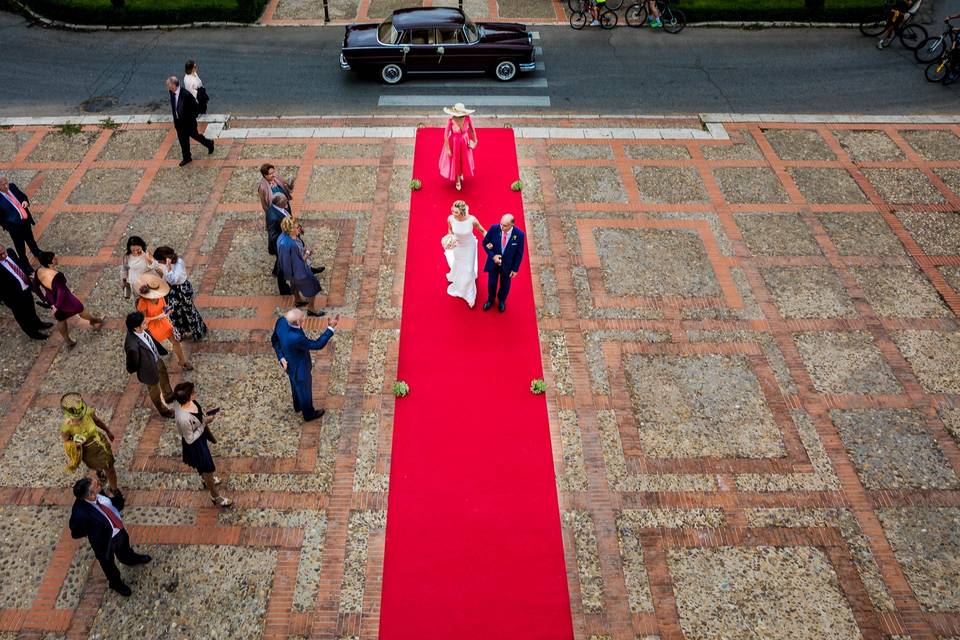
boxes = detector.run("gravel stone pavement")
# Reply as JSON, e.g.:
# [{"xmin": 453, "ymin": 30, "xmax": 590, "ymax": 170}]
[{"xmin": 0, "ymin": 117, "xmax": 958, "ymax": 639}]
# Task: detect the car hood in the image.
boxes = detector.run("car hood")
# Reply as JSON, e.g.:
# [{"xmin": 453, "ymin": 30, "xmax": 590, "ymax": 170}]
[
  {"xmin": 477, "ymin": 22, "xmax": 529, "ymax": 43},
  {"xmin": 343, "ymin": 23, "xmax": 380, "ymax": 49}
]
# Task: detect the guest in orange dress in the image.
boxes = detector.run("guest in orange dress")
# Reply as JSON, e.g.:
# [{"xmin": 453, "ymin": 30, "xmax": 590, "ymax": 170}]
[
  {"xmin": 438, "ymin": 103, "xmax": 478, "ymax": 191},
  {"xmin": 135, "ymin": 272, "xmax": 193, "ymax": 371}
]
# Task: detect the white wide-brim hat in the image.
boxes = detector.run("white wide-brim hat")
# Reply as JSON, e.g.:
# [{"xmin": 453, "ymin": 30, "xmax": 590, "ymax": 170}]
[
  {"xmin": 443, "ymin": 102, "xmax": 475, "ymax": 117},
  {"xmin": 135, "ymin": 271, "xmax": 170, "ymax": 300}
]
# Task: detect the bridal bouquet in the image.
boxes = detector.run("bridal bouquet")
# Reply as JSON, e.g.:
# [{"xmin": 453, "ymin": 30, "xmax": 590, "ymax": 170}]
[{"xmin": 441, "ymin": 234, "xmax": 458, "ymax": 251}]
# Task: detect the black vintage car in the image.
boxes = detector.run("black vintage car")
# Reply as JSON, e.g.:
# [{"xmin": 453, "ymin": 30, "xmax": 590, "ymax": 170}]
[{"xmin": 340, "ymin": 7, "xmax": 536, "ymax": 84}]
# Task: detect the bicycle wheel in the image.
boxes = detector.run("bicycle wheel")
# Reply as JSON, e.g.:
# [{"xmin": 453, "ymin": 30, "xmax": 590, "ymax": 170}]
[
  {"xmin": 600, "ymin": 8, "xmax": 618, "ymax": 28},
  {"xmin": 605, "ymin": 0, "xmax": 624, "ymax": 11},
  {"xmin": 926, "ymin": 58, "xmax": 949, "ymax": 82},
  {"xmin": 898, "ymin": 23, "xmax": 928, "ymax": 50},
  {"xmin": 570, "ymin": 10, "xmax": 588, "ymax": 29},
  {"xmin": 659, "ymin": 3, "xmax": 685, "ymax": 33},
  {"xmin": 859, "ymin": 13, "xmax": 888, "ymax": 36},
  {"xmin": 567, "ymin": 0, "xmax": 580, "ymax": 13},
  {"xmin": 624, "ymin": 3, "xmax": 648, "ymax": 27},
  {"xmin": 944, "ymin": 62, "xmax": 960, "ymax": 85},
  {"xmin": 914, "ymin": 36, "xmax": 946, "ymax": 63}
]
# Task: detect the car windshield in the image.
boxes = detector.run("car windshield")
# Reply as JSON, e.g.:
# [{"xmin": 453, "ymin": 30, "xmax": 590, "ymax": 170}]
[
  {"xmin": 378, "ymin": 17, "xmax": 400, "ymax": 44},
  {"xmin": 463, "ymin": 16, "xmax": 479, "ymax": 43}
]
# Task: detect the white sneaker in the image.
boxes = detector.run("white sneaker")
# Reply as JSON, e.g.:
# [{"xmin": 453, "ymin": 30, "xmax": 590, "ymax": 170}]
[
  {"xmin": 877, "ymin": 38, "xmax": 887, "ymax": 49},
  {"xmin": 590, "ymin": 19, "xmax": 600, "ymax": 25}
]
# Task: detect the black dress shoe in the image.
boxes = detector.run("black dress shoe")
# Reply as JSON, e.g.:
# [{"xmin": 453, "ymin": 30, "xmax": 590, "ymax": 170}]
[
  {"xmin": 294, "ymin": 300, "xmax": 308, "ymax": 307},
  {"xmin": 179, "ymin": 158, "xmax": 192, "ymax": 167},
  {"xmin": 37, "ymin": 321, "xmax": 54, "ymax": 329},
  {"xmin": 306, "ymin": 309, "xmax": 326, "ymax": 317},
  {"xmin": 27, "ymin": 332, "xmax": 49, "ymax": 340},
  {"xmin": 207, "ymin": 142, "xmax": 215, "ymax": 155},
  {"xmin": 310, "ymin": 266, "xmax": 326, "ymax": 274},
  {"xmin": 130, "ymin": 554, "xmax": 152, "ymax": 565},
  {"xmin": 303, "ymin": 409, "xmax": 325, "ymax": 422},
  {"xmin": 498, "ymin": 302, "xmax": 506, "ymax": 313},
  {"xmin": 482, "ymin": 301, "xmax": 493, "ymax": 311},
  {"xmin": 110, "ymin": 582, "xmax": 132, "ymax": 597}
]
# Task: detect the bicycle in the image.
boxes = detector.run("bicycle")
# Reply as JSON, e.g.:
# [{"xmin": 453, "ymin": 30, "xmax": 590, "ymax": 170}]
[
  {"xmin": 925, "ymin": 43, "xmax": 960, "ymax": 84},
  {"xmin": 568, "ymin": 0, "xmax": 622, "ymax": 13},
  {"xmin": 860, "ymin": 0, "xmax": 928, "ymax": 50},
  {"xmin": 624, "ymin": 0, "xmax": 686, "ymax": 33},
  {"xmin": 570, "ymin": 0, "xmax": 618, "ymax": 29},
  {"xmin": 915, "ymin": 17, "xmax": 959, "ymax": 62}
]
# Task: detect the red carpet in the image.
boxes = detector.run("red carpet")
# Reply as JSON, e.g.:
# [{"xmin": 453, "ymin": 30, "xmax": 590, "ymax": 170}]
[{"xmin": 378, "ymin": 128, "xmax": 573, "ymax": 640}]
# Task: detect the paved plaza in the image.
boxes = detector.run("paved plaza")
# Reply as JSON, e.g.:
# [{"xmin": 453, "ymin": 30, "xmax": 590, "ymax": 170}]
[{"xmin": 0, "ymin": 116, "xmax": 959, "ymax": 638}]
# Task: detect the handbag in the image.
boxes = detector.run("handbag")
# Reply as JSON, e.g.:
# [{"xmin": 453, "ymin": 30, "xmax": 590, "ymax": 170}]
[{"xmin": 196, "ymin": 87, "xmax": 210, "ymax": 115}]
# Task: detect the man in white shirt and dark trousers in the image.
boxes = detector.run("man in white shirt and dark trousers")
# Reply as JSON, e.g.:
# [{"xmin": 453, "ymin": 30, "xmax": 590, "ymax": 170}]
[
  {"xmin": 69, "ymin": 471, "xmax": 151, "ymax": 597},
  {"xmin": 165, "ymin": 75, "xmax": 213, "ymax": 167},
  {"xmin": 0, "ymin": 246, "xmax": 51, "ymax": 339}
]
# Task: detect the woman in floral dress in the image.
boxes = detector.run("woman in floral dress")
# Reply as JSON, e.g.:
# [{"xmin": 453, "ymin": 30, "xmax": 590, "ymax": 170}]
[{"xmin": 153, "ymin": 246, "xmax": 207, "ymax": 341}]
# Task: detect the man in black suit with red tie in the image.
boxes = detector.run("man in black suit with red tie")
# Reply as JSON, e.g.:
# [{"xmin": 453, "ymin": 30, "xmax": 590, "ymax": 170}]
[
  {"xmin": 69, "ymin": 471, "xmax": 151, "ymax": 597},
  {"xmin": 0, "ymin": 246, "xmax": 51, "ymax": 339},
  {"xmin": 165, "ymin": 75, "xmax": 214, "ymax": 167},
  {"xmin": 0, "ymin": 173, "xmax": 43, "ymax": 275}
]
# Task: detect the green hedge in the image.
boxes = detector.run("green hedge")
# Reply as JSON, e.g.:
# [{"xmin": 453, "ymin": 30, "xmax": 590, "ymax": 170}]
[
  {"xmin": 19, "ymin": 0, "xmax": 268, "ymax": 24},
  {"xmin": 672, "ymin": 0, "xmax": 879, "ymax": 22}
]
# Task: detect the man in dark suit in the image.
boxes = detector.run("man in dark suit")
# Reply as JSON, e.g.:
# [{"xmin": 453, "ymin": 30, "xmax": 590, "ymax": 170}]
[
  {"xmin": 0, "ymin": 246, "xmax": 51, "ymax": 339},
  {"xmin": 266, "ymin": 194, "xmax": 294, "ymax": 295},
  {"xmin": 0, "ymin": 173, "xmax": 43, "ymax": 275},
  {"xmin": 165, "ymin": 75, "xmax": 214, "ymax": 167},
  {"xmin": 271, "ymin": 308, "xmax": 338, "ymax": 422},
  {"xmin": 124, "ymin": 311, "xmax": 174, "ymax": 418},
  {"xmin": 69, "ymin": 471, "xmax": 151, "ymax": 597},
  {"xmin": 482, "ymin": 213, "xmax": 526, "ymax": 313}
]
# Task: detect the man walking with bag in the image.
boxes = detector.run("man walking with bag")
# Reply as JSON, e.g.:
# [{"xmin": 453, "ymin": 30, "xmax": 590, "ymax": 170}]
[{"xmin": 165, "ymin": 75, "xmax": 213, "ymax": 167}]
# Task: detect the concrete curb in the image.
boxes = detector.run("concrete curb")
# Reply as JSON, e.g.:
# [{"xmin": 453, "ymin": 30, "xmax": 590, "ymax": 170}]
[
  {"xmin": 700, "ymin": 113, "xmax": 960, "ymax": 124},
  {"xmin": 6, "ymin": 0, "xmax": 260, "ymax": 30},
  {"xmin": 0, "ymin": 114, "xmax": 230, "ymax": 127}
]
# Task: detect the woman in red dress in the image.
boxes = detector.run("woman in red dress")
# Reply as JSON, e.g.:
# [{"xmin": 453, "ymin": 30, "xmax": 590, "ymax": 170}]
[
  {"xmin": 439, "ymin": 103, "xmax": 478, "ymax": 191},
  {"xmin": 33, "ymin": 251, "xmax": 103, "ymax": 348}
]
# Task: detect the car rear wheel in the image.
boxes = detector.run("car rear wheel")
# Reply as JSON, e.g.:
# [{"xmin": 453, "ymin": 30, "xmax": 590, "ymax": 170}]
[
  {"xmin": 381, "ymin": 64, "xmax": 404, "ymax": 84},
  {"xmin": 494, "ymin": 60, "xmax": 518, "ymax": 82}
]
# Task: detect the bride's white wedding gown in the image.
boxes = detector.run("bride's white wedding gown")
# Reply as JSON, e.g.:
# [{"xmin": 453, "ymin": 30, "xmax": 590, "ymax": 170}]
[{"xmin": 445, "ymin": 215, "xmax": 478, "ymax": 307}]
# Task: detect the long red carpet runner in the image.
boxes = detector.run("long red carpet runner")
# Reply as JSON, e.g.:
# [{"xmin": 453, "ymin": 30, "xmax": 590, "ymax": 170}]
[{"xmin": 378, "ymin": 128, "xmax": 573, "ymax": 639}]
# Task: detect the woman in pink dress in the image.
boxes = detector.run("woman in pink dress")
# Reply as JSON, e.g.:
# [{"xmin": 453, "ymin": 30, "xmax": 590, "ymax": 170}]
[{"xmin": 439, "ymin": 103, "xmax": 478, "ymax": 191}]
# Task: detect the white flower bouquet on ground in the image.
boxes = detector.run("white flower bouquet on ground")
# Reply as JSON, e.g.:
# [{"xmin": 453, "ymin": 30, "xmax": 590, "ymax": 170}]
[{"xmin": 441, "ymin": 234, "xmax": 458, "ymax": 251}]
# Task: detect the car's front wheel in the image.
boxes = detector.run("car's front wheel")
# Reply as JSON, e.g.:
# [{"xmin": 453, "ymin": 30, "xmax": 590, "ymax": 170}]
[
  {"xmin": 494, "ymin": 60, "xmax": 518, "ymax": 82},
  {"xmin": 381, "ymin": 64, "xmax": 404, "ymax": 84}
]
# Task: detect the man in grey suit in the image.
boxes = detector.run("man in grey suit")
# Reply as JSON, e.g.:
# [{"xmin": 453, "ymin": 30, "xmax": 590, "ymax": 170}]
[{"xmin": 124, "ymin": 311, "xmax": 174, "ymax": 418}]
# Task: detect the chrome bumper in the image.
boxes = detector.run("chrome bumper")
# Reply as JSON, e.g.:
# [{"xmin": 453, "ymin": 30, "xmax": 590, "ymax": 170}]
[
  {"xmin": 519, "ymin": 61, "xmax": 536, "ymax": 72},
  {"xmin": 340, "ymin": 53, "xmax": 351, "ymax": 71}
]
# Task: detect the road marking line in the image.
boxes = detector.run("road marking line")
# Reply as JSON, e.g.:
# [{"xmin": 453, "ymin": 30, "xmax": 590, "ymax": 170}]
[
  {"xmin": 385, "ymin": 78, "xmax": 548, "ymax": 89},
  {"xmin": 534, "ymin": 46, "xmax": 543, "ymax": 56},
  {"xmin": 378, "ymin": 95, "xmax": 551, "ymax": 107},
  {"xmin": 536, "ymin": 61, "xmax": 545, "ymax": 71},
  {"xmin": 531, "ymin": 31, "xmax": 541, "ymax": 39}
]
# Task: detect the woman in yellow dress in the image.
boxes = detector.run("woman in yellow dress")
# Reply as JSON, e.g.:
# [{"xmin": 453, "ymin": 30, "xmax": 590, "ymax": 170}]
[{"xmin": 60, "ymin": 393, "xmax": 120, "ymax": 495}]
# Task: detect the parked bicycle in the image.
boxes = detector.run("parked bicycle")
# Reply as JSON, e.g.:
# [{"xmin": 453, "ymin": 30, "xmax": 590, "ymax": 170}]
[
  {"xmin": 570, "ymin": 0, "xmax": 618, "ymax": 29},
  {"xmin": 859, "ymin": 0, "xmax": 928, "ymax": 50},
  {"xmin": 914, "ymin": 15, "xmax": 960, "ymax": 63},
  {"xmin": 625, "ymin": 0, "xmax": 686, "ymax": 32}
]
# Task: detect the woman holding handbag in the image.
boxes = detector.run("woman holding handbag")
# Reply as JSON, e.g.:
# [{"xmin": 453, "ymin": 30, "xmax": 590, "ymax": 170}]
[
  {"xmin": 172, "ymin": 382, "xmax": 231, "ymax": 507},
  {"xmin": 183, "ymin": 60, "xmax": 209, "ymax": 115}
]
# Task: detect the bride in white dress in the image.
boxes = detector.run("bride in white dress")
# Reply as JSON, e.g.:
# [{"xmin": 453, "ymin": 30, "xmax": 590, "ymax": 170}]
[{"xmin": 444, "ymin": 200, "xmax": 487, "ymax": 308}]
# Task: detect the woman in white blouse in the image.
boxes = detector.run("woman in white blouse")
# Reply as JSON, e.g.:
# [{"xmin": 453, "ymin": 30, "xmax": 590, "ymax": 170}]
[
  {"xmin": 153, "ymin": 246, "xmax": 207, "ymax": 340},
  {"xmin": 183, "ymin": 60, "xmax": 208, "ymax": 114},
  {"xmin": 121, "ymin": 236, "xmax": 159, "ymax": 299}
]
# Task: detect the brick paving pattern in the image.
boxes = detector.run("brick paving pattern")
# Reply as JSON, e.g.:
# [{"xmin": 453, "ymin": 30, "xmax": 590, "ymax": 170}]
[
  {"xmin": 0, "ymin": 119, "xmax": 959, "ymax": 639},
  {"xmin": 259, "ymin": 0, "xmax": 567, "ymax": 26}
]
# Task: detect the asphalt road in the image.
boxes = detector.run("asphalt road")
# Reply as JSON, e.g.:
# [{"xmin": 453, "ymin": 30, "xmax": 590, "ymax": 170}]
[{"xmin": 0, "ymin": 9, "xmax": 957, "ymax": 117}]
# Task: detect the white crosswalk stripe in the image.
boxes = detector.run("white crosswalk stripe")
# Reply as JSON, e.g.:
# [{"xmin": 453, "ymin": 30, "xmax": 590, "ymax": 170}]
[
  {"xmin": 384, "ymin": 77, "xmax": 548, "ymax": 89},
  {"xmin": 379, "ymin": 95, "xmax": 551, "ymax": 107}
]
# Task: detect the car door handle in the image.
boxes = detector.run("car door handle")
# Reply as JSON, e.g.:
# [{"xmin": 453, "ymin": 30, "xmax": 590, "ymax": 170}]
[
  {"xmin": 437, "ymin": 46, "xmax": 444, "ymax": 62},
  {"xmin": 402, "ymin": 45, "xmax": 410, "ymax": 64}
]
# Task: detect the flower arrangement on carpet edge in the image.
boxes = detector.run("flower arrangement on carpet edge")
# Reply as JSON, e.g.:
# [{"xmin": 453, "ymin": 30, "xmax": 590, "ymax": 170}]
[
  {"xmin": 530, "ymin": 378, "xmax": 546, "ymax": 394},
  {"xmin": 410, "ymin": 178, "xmax": 422, "ymax": 191},
  {"xmin": 393, "ymin": 381, "xmax": 410, "ymax": 397},
  {"xmin": 511, "ymin": 180, "xmax": 523, "ymax": 191}
]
